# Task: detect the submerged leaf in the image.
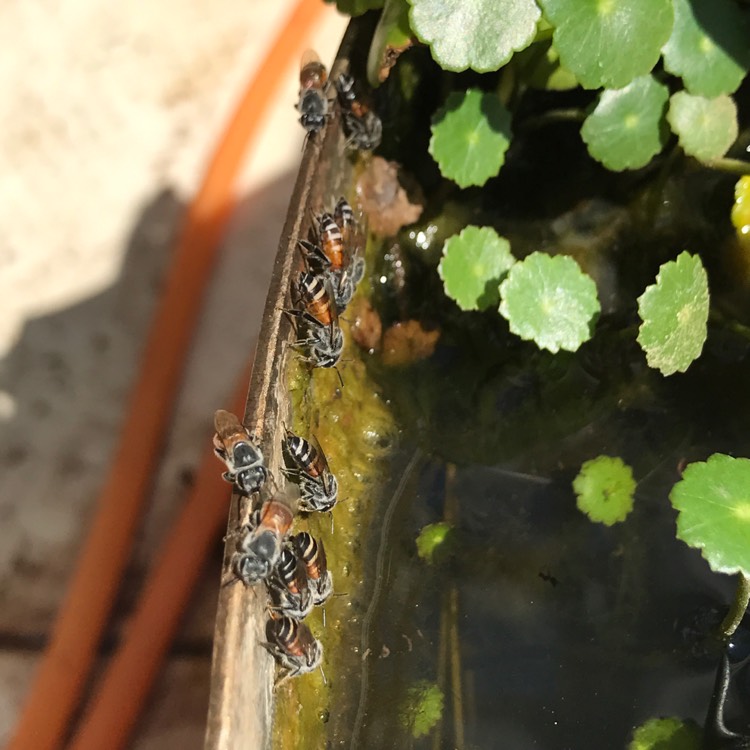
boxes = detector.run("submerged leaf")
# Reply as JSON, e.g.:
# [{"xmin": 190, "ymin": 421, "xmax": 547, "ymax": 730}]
[
  {"xmin": 416, "ymin": 522, "xmax": 453, "ymax": 563},
  {"xmin": 573, "ymin": 456, "xmax": 636, "ymax": 526},
  {"xmin": 636, "ymin": 251, "xmax": 709, "ymax": 375},
  {"xmin": 400, "ymin": 680, "xmax": 444, "ymax": 738},
  {"xmin": 628, "ymin": 717, "xmax": 701, "ymax": 750},
  {"xmin": 581, "ymin": 75, "xmax": 669, "ymax": 170},
  {"xmin": 499, "ymin": 252, "xmax": 600, "ymax": 353},
  {"xmin": 438, "ymin": 226, "xmax": 515, "ymax": 311},
  {"xmin": 661, "ymin": 0, "xmax": 750, "ymax": 97},
  {"xmin": 667, "ymin": 91, "xmax": 738, "ymax": 163},
  {"xmin": 539, "ymin": 0, "xmax": 673, "ymax": 89},
  {"xmin": 670, "ymin": 454, "xmax": 750, "ymax": 577},
  {"xmin": 409, "ymin": 0, "xmax": 540, "ymax": 72},
  {"xmin": 429, "ymin": 89, "xmax": 512, "ymax": 188}
]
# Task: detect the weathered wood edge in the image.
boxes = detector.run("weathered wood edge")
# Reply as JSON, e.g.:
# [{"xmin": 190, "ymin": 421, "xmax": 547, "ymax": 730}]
[{"xmin": 203, "ymin": 19, "xmax": 365, "ymax": 750}]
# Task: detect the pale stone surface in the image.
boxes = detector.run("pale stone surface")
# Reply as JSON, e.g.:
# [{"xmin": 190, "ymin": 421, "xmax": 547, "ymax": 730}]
[{"xmin": 0, "ymin": 0, "xmax": 348, "ymax": 745}]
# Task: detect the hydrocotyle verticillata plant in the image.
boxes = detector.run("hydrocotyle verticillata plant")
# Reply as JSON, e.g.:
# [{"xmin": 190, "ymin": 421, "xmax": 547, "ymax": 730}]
[
  {"xmin": 671, "ymin": 454, "xmax": 750, "ymax": 638},
  {"xmin": 331, "ymin": 0, "xmax": 750, "ymax": 375}
]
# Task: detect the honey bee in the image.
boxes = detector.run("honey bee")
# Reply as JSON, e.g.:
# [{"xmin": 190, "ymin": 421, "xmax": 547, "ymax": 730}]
[
  {"xmin": 263, "ymin": 616, "xmax": 323, "ymax": 683},
  {"xmin": 269, "ymin": 547, "xmax": 314, "ymax": 620},
  {"xmin": 297, "ymin": 50, "xmax": 331, "ymax": 135},
  {"xmin": 292, "ymin": 532, "xmax": 333, "ymax": 606},
  {"xmin": 282, "ymin": 427, "xmax": 338, "ymax": 513},
  {"xmin": 232, "ymin": 496, "xmax": 294, "ymax": 585},
  {"xmin": 286, "ymin": 272, "xmax": 343, "ymax": 368},
  {"xmin": 212, "ymin": 409, "xmax": 269, "ymax": 495},
  {"xmin": 298, "ymin": 201, "xmax": 365, "ymax": 312},
  {"xmin": 334, "ymin": 73, "xmax": 382, "ymax": 151}
]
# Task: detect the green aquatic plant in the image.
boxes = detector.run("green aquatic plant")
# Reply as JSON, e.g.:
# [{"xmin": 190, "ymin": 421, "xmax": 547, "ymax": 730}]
[
  {"xmin": 415, "ymin": 521, "xmax": 453, "ymax": 563},
  {"xmin": 628, "ymin": 716, "xmax": 702, "ymax": 750},
  {"xmin": 337, "ymin": 0, "xmax": 750, "ymax": 367},
  {"xmin": 636, "ymin": 252, "xmax": 709, "ymax": 376},
  {"xmin": 573, "ymin": 455, "xmax": 636, "ymax": 526},
  {"xmin": 670, "ymin": 454, "xmax": 750, "ymax": 639},
  {"xmin": 399, "ymin": 679, "xmax": 444, "ymax": 738}
]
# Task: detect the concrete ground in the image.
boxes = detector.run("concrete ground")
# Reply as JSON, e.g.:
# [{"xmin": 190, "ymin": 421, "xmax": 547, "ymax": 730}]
[{"xmin": 0, "ymin": 1, "xmax": 348, "ymax": 746}]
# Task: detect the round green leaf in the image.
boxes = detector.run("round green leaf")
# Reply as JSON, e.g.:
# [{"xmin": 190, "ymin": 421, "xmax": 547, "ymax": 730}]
[
  {"xmin": 662, "ymin": 0, "xmax": 750, "ymax": 97},
  {"xmin": 400, "ymin": 680, "xmax": 444, "ymax": 738},
  {"xmin": 538, "ymin": 0, "xmax": 673, "ymax": 89},
  {"xmin": 429, "ymin": 89, "xmax": 512, "ymax": 188},
  {"xmin": 415, "ymin": 522, "xmax": 453, "ymax": 563},
  {"xmin": 670, "ymin": 454, "xmax": 750, "ymax": 576},
  {"xmin": 628, "ymin": 717, "xmax": 701, "ymax": 750},
  {"xmin": 636, "ymin": 251, "xmax": 709, "ymax": 376},
  {"xmin": 667, "ymin": 91, "xmax": 738, "ymax": 163},
  {"xmin": 408, "ymin": 0, "xmax": 541, "ymax": 73},
  {"xmin": 573, "ymin": 455, "xmax": 636, "ymax": 526},
  {"xmin": 498, "ymin": 252, "xmax": 600, "ymax": 353},
  {"xmin": 581, "ymin": 75, "xmax": 669, "ymax": 170},
  {"xmin": 438, "ymin": 226, "xmax": 515, "ymax": 311}
]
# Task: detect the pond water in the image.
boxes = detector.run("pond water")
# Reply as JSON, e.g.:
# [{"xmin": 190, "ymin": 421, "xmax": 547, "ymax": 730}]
[{"xmin": 324, "ymin": 329, "xmax": 750, "ymax": 749}]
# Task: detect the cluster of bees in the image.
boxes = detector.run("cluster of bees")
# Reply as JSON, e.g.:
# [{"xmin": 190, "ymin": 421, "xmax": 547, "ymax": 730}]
[
  {"xmin": 212, "ymin": 183, "xmax": 367, "ymax": 682},
  {"xmin": 297, "ymin": 49, "xmax": 382, "ymax": 152},
  {"xmin": 208, "ymin": 52, "xmax": 377, "ymax": 686}
]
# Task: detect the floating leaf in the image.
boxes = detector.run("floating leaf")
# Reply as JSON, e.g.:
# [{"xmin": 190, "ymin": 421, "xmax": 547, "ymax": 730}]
[
  {"xmin": 415, "ymin": 522, "xmax": 453, "ymax": 563},
  {"xmin": 667, "ymin": 91, "xmax": 738, "ymax": 163},
  {"xmin": 636, "ymin": 251, "xmax": 709, "ymax": 375},
  {"xmin": 438, "ymin": 226, "xmax": 515, "ymax": 311},
  {"xmin": 581, "ymin": 75, "xmax": 669, "ymax": 170},
  {"xmin": 628, "ymin": 717, "xmax": 702, "ymax": 750},
  {"xmin": 326, "ymin": 0, "xmax": 385, "ymax": 15},
  {"xmin": 573, "ymin": 456, "xmax": 636, "ymax": 526},
  {"xmin": 670, "ymin": 454, "xmax": 750, "ymax": 576},
  {"xmin": 429, "ymin": 89, "xmax": 512, "ymax": 188},
  {"xmin": 409, "ymin": 0, "xmax": 540, "ymax": 72},
  {"xmin": 661, "ymin": 0, "xmax": 750, "ymax": 97},
  {"xmin": 367, "ymin": 0, "xmax": 414, "ymax": 86},
  {"xmin": 400, "ymin": 680, "xmax": 444, "ymax": 738},
  {"xmin": 499, "ymin": 252, "xmax": 600, "ymax": 353},
  {"xmin": 538, "ymin": 0, "xmax": 673, "ymax": 89}
]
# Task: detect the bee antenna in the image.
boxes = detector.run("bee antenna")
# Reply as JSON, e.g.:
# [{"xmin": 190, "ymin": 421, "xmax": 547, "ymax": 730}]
[
  {"xmin": 319, "ymin": 664, "xmax": 327, "ymax": 685},
  {"xmin": 334, "ymin": 366, "xmax": 344, "ymax": 389},
  {"xmin": 221, "ymin": 575, "xmax": 241, "ymax": 590}
]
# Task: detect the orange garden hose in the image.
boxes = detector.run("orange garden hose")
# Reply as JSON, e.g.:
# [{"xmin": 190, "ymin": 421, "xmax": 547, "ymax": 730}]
[{"xmin": 7, "ymin": 1, "xmax": 330, "ymax": 748}]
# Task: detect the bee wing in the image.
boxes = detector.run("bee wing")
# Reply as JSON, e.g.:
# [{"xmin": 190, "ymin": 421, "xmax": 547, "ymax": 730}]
[
  {"xmin": 309, "ymin": 433, "xmax": 331, "ymax": 474},
  {"xmin": 322, "ymin": 273, "xmax": 340, "ymax": 326},
  {"xmin": 214, "ymin": 409, "xmax": 245, "ymax": 440},
  {"xmin": 300, "ymin": 48, "xmax": 322, "ymax": 68}
]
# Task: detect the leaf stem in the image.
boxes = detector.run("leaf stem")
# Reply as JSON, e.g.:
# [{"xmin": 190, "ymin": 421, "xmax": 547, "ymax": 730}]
[
  {"xmin": 718, "ymin": 573, "xmax": 750, "ymax": 640},
  {"xmin": 519, "ymin": 108, "xmax": 586, "ymax": 130},
  {"xmin": 705, "ymin": 157, "xmax": 750, "ymax": 176}
]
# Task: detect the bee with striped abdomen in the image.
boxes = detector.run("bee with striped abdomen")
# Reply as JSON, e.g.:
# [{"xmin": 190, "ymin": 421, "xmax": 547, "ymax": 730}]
[
  {"xmin": 334, "ymin": 72, "xmax": 382, "ymax": 151},
  {"xmin": 292, "ymin": 531, "xmax": 333, "ymax": 606},
  {"xmin": 282, "ymin": 427, "xmax": 338, "ymax": 513},
  {"xmin": 263, "ymin": 616, "xmax": 323, "ymax": 683},
  {"xmin": 286, "ymin": 271, "xmax": 343, "ymax": 368},
  {"xmin": 269, "ymin": 547, "xmax": 314, "ymax": 620}
]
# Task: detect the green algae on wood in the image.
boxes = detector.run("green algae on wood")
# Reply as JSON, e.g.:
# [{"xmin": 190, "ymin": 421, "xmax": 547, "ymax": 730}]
[{"xmin": 273, "ymin": 305, "xmax": 397, "ymax": 750}]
